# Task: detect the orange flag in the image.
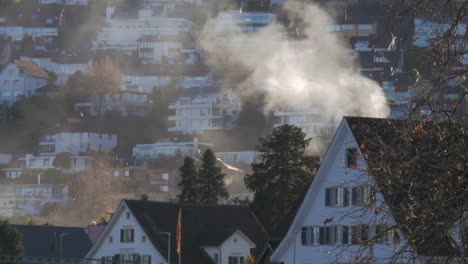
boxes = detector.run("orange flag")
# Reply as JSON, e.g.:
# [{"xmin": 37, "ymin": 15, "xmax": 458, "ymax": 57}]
[{"xmin": 176, "ymin": 208, "xmax": 182, "ymax": 255}]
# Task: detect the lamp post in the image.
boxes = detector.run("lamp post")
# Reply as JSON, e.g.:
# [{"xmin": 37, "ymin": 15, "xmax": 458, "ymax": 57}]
[
  {"xmin": 160, "ymin": 232, "xmax": 171, "ymax": 264},
  {"xmin": 59, "ymin": 233, "xmax": 71, "ymax": 260}
]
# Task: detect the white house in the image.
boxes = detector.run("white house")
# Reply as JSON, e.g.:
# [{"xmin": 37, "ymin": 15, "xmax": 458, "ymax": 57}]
[
  {"xmin": 0, "ymin": 184, "xmax": 68, "ymax": 218},
  {"xmin": 85, "ymin": 199, "xmax": 271, "ymax": 264},
  {"xmin": 215, "ymin": 151, "xmax": 261, "ymax": 166},
  {"xmin": 271, "ymin": 116, "xmax": 467, "ymax": 263},
  {"xmin": 93, "ymin": 5, "xmax": 193, "ymax": 53},
  {"xmin": 0, "ymin": 60, "xmax": 50, "ymax": 105},
  {"xmin": 39, "ymin": 0, "xmax": 88, "ymax": 5},
  {"xmin": 74, "ymin": 85, "xmax": 152, "ymax": 117},
  {"xmin": 137, "ymin": 33, "xmax": 198, "ymax": 64},
  {"xmin": 216, "ymin": 11, "xmax": 277, "ymax": 34},
  {"xmin": 168, "ymin": 90, "xmax": 240, "ymax": 134},
  {"xmin": 273, "ymin": 106, "xmax": 339, "ymax": 139},
  {"xmin": 0, "ymin": 4, "xmax": 63, "ymax": 41},
  {"xmin": 3, "ymin": 154, "xmax": 91, "ymax": 174},
  {"xmin": 413, "ymin": 18, "xmax": 467, "ymax": 47},
  {"xmin": 133, "ymin": 138, "xmax": 213, "ymax": 160},
  {"xmin": 22, "ymin": 51, "xmax": 92, "ymax": 85},
  {"xmin": 38, "ymin": 129, "xmax": 117, "ymax": 156}
]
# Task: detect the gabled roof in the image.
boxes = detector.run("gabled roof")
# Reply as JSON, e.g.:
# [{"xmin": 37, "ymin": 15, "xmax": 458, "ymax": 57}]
[
  {"xmin": 14, "ymin": 224, "xmax": 92, "ymax": 258},
  {"xmin": 123, "ymin": 199, "xmax": 270, "ymax": 264},
  {"xmin": 14, "ymin": 60, "xmax": 50, "ymax": 79}
]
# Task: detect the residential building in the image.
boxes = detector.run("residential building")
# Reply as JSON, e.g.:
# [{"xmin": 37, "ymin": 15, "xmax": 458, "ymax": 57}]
[
  {"xmin": 39, "ymin": 0, "xmax": 88, "ymax": 5},
  {"xmin": 85, "ymin": 198, "xmax": 271, "ymax": 264},
  {"xmin": 38, "ymin": 128, "xmax": 118, "ymax": 156},
  {"xmin": 0, "ymin": 184, "xmax": 68, "ymax": 217},
  {"xmin": 270, "ymin": 117, "xmax": 466, "ymax": 263},
  {"xmin": 0, "ymin": 4, "xmax": 63, "ymax": 41},
  {"xmin": 413, "ymin": 18, "xmax": 467, "ymax": 48},
  {"xmin": 93, "ymin": 5, "xmax": 193, "ymax": 53},
  {"xmin": 273, "ymin": 106, "xmax": 339, "ymax": 138},
  {"xmin": 215, "ymin": 151, "xmax": 261, "ymax": 166},
  {"xmin": 14, "ymin": 225, "xmax": 92, "ymax": 259},
  {"xmin": 23, "ymin": 51, "xmax": 92, "ymax": 85},
  {"xmin": 328, "ymin": 17, "xmax": 378, "ymax": 39},
  {"xmin": 74, "ymin": 85, "xmax": 152, "ymax": 117},
  {"xmin": 133, "ymin": 138, "xmax": 213, "ymax": 160},
  {"xmin": 0, "ymin": 60, "xmax": 50, "ymax": 106},
  {"xmin": 1, "ymin": 154, "xmax": 92, "ymax": 175},
  {"xmin": 137, "ymin": 33, "xmax": 199, "ymax": 64},
  {"xmin": 216, "ymin": 11, "xmax": 277, "ymax": 33},
  {"xmin": 168, "ymin": 90, "xmax": 240, "ymax": 134},
  {"xmin": 123, "ymin": 64, "xmax": 213, "ymax": 90},
  {"xmin": 0, "ymin": 153, "xmax": 12, "ymax": 165}
]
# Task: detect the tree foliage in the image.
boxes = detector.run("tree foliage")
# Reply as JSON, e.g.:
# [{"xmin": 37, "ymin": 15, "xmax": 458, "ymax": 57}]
[
  {"xmin": 198, "ymin": 149, "xmax": 229, "ymax": 203},
  {"xmin": 177, "ymin": 156, "xmax": 200, "ymax": 203},
  {"xmin": 53, "ymin": 152, "xmax": 72, "ymax": 169},
  {"xmin": 245, "ymin": 125, "xmax": 320, "ymax": 233},
  {"xmin": 0, "ymin": 221, "xmax": 23, "ymax": 256}
]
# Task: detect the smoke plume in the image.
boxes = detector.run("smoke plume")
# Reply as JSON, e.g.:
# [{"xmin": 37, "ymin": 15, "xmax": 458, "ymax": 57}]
[{"xmin": 200, "ymin": 0, "xmax": 389, "ymax": 119}]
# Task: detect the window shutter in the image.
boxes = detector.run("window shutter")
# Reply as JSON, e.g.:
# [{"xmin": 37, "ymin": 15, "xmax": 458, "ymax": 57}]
[
  {"xmin": 330, "ymin": 227, "xmax": 336, "ymax": 244},
  {"xmin": 147, "ymin": 256, "xmax": 151, "ymax": 264},
  {"xmin": 362, "ymin": 225, "xmax": 369, "ymax": 241},
  {"xmin": 240, "ymin": 257, "xmax": 244, "ymax": 264},
  {"xmin": 131, "ymin": 229, "xmax": 134, "ymax": 242},
  {"xmin": 325, "ymin": 189, "xmax": 330, "ymax": 206},
  {"xmin": 319, "ymin": 227, "xmax": 324, "ymax": 245},
  {"xmin": 342, "ymin": 226, "xmax": 349, "ymax": 244},
  {"xmin": 310, "ymin": 227, "xmax": 315, "ymax": 245},
  {"xmin": 120, "ymin": 229, "xmax": 124, "ymax": 242},
  {"xmin": 301, "ymin": 227, "xmax": 307, "ymax": 245},
  {"xmin": 343, "ymin": 188, "xmax": 349, "ymax": 206}
]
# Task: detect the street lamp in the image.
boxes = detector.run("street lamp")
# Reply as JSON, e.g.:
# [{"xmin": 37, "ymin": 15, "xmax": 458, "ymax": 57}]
[
  {"xmin": 160, "ymin": 232, "xmax": 171, "ymax": 264},
  {"xmin": 59, "ymin": 233, "xmax": 71, "ymax": 260}
]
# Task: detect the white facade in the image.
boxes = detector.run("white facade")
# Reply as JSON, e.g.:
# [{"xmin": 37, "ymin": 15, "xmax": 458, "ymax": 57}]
[
  {"xmin": 23, "ymin": 56, "xmax": 91, "ymax": 85},
  {"xmin": 271, "ymin": 119, "xmax": 412, "ymax": 263},
  {"xmin": 168, "ymin": 91, "xmax": 239, "ymax": 134},
  {"xmin": 413, "ymin": 18, "xmax": 467, "ymax": 47},
  {"xmin": 39, "ymin": 0, "xmax": 88, "ymax": 5},
  {"xmin": 0, "ymin": 60, "xmax": 49, "ymax": 106},
  {"xmin": 123, "ymin": 71, "xmax": 213, "ymax": 90},
  {"xmin": 273, "ymin": 106, "xmax": 339, "ymax": 138},
  {"xmin": 14, "ymin": 154, "xmax": 91, "ymax": 173},
  {"xmin": 38, "ymin": 131, "xmax": 118, "ymax": 156},
  {"xmin": 133, "ymin": 138, "xmax": 213, "ymax": 159},
  {"xmin": 0, "ymin": 184, "xmax": 68, "ymax": 218},
  {"xmin": 93, "ymin": 6, "xmax": 193, "ymax": 52},
  {"xmin": 215, "ymin": 151, "xmax": 261, "ymax": 166},
  {"xmin": 202, "ymin": 231, "xmax": 256, "ymax": 264},
  {"xmin": 86, "ymin": 202, "xmax": 167, "ymax": 264}
]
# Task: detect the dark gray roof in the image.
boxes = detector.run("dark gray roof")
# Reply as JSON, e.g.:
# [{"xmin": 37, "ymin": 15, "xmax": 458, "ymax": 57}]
[
  {"xmin": 14, "ymin": 225, "xmax": 92, "ymax": 258},
  {"xmin": 124, "ymin": 199, "xmax": 270, "ymax": 264}
]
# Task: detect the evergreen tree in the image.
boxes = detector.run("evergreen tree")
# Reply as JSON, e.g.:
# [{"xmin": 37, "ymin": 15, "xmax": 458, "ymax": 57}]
[
  {"xmin": 244, "ymin": 125, "xmax": 320, "ymax": 233},
  {"xmin": 198, "ymin": 149, "xmax": 228, "ymax": 203},
  {"xmin": 0, "ymin": 220, "xmax": 24, "ymax": 256},
  {"xmin": 177, "ymin": 156, "xmax": 201, "ymax": 203}
]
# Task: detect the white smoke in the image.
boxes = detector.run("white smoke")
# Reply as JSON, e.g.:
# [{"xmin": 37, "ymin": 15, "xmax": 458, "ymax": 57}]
[{"xmin": 200, "ymin": 0, "xmax": 389, "ymax": 119}]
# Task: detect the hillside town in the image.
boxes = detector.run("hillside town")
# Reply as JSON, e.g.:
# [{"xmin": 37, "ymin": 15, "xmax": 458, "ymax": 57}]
[{"xmin": 0, "ymin": 0, "xmax": 466, "ymax": 263}]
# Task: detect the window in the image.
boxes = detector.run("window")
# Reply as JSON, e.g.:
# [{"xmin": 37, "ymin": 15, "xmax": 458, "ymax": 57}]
[
  {"xmin": 325, "ymin": 187, "xmax": 349, "ymax": 207},
  {"xmin": 352, "ymin": 186, "xmax": 375, "ymax": 206},
  {"xmin": 141, "ymin": 256, "xmax": 151, "ymax": 264},
  {"xmin": 109, "ymin": 236, "xmax": 113, "ymax": 243},
  {"xmin": 228, "ymin": 256, "xmax": 244, "ymax": 264},
  {"xmin": 346, "ymin": 148, "xmax": 358, "ymax": 168},
  {"xmin": 162, "ymin": 173, "xmax": 169, "ymax": 180},
  {"xmin": 120, "ymin": 228, "xmax": 134, "ymax": 243},
  {"xmin": 319, "ymin": 226, "xmax": 335, "ymax": 245},
  {"xmin": 126, "ymin": 212, "xmax": 130, "ymax": 219},
  {"xmin": 214, "ymin": 253, "xmax": 219, "ymax": 264},
  {"xmin": 44, "ymin": 159, "xmax": 50, "ymax": 166},
  {"xmin": 341, "ymin": 24, "xmax": 354, "ymax": 30},
  {"xmin": 113, "ymin": 170, "xmax": 120, "ymax": 177},
  {"xmin": 351, "ymin": 225, "xmax": 369, "ymax": 244},
  {"xmin": 124, "ymin": 170, "xmax": 130, "ymax": 177},
  {"xmin": 375, "ymin": 225, "xmax": 389, "ymax": 243},
  {"xmin": 358, "ymin": 24, "xmax": 373, "ymax": 30},
  {"xmin": 160, "ymin": 185, "xmax": 169, "ymax": 192},
  {"xmin": 142, "ymin": 235, "xmax": 146, "ymax": 242}
]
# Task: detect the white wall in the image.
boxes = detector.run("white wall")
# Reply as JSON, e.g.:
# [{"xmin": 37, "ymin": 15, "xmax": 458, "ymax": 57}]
[
  {"xmin": 272, "ymin": 122, "xmax": 411, "ymax": 263},
  {"xmin": 88, "ymin": 203, "xmax": 167, "ymax": 264},
  {"xmin": 203, "ymin": 231, "xmax": 255, "ymax": 264}
]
